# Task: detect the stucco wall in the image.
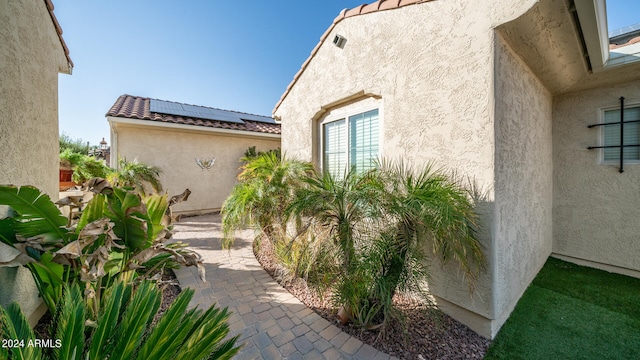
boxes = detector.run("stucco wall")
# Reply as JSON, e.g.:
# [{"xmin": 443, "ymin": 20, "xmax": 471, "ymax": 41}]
[
  {"xmin": 492, "ymin": 33, "xmax": 554, "ymax": 333},
  {"xmin": 0, "ymin": 0, "xmax": 70, "ymax": 325},
  {"xmin": 111, "ymin": 122, "xmax": 280, "ymax": 214},
  {"xmin": 273, "ymin": 0, "xmax": 547, "ymax": 338},
  {"xmin": 0, "ymin": 0, "xmax": 68, "ymax": 197},
  {"xmin": 553, "ymin": 81, "xmax": 640, "ymax": 274}
]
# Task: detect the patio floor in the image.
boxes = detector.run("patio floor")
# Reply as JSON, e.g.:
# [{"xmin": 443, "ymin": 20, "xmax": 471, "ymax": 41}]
[{"xmin": 172, "ymin": 213, "xmax": 396, "ymax": 360}]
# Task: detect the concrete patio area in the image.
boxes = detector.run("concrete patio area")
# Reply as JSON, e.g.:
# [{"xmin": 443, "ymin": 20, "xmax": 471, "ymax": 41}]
[{"xmin": 172, "ymin": 213, "xmax": 395, "ymax": 360}]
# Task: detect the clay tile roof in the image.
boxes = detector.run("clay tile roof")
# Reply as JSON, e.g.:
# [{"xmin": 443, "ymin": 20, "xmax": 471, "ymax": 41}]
[
  {"xmin": 46, "ymin": 0, "xmax": 73, "ymax": 70},
  {"xmin": 609, "ymin": 36, "xmax": 640, "ymax": 50},
  {"xmin": 107, "ymin": 95, "xmax": 281, "ymax": 135},
  {"xmin": 273, "ymin": 0, "xmax": 433, "ymax": 115}
]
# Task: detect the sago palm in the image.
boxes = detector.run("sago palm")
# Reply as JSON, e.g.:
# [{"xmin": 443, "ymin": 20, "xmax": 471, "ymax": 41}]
[{"xmin": 0, "ymin": 280, "xmax": 241, "ymax": 360}]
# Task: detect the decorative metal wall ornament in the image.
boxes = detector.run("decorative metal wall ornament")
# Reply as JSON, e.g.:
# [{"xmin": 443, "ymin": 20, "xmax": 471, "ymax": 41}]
[
  {"xmin": 587, "ymin": 96, "xmax": 640, "ymax": 173},
  {"xmin": 195, "ymin": 157, "xmax": 216, "ymax": 170}
]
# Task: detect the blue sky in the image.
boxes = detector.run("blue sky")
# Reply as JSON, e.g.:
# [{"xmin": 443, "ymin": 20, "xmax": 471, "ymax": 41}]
[
  {"xmin": 55, "ymin": 1, "xmax": 639, "ymax": 146},
  {"xmin": 56, "ymin": 1, "xmax": 365, "ymax": 144}
]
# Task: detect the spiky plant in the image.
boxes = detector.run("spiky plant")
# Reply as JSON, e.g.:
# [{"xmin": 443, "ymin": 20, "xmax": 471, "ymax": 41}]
[{"xmin": 0, "ymin": 280, "xmax": 241, "ymax": 360}]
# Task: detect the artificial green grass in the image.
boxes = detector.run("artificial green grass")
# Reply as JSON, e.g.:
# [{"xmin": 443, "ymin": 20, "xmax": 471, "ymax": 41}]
[{"xmin": 485, "ymin": 257, "xmax": 640, "ymax": 360}]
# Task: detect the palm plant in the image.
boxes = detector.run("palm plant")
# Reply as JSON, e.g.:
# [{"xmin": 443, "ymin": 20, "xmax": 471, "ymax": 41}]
[
  {"xmin": 286, "ymin": 168, "xmax": 384, "ymax": 272},
  {"xmin": 108, "ymin": 158, "xmax": 162, "ymax": 195},
  {"xmin": 0, "ymin": 280, "xmax": 241, "ymax": 360},
  {"xmin": 378, "ymin": 161, "xmax": 485, "ymax": 287},
  {"xmin": 221, "ymin": 152, "xmax": 314, "ymax": 248},
  {"xmin": 356, "ymin": 161, "xmax": 485, "ymax": 327},
  {"xmin": 286, "ymin": 162, "xmax": 485, "ymax": 329}
]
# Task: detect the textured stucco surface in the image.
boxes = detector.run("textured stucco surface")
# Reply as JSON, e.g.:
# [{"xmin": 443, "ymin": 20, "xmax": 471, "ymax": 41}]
[
  {"xmin": 0, "ymin": 0, "xmax": 68, "ymax": 198},
  {"xmin": 0, "ymin": 267, "xmax": 47, "ymax": 325},
  {"xmin": 274, "ymin": 0, "xmax": 542, "ymax": 338},
  {"xmin": 492, "ymin": 34, "xmax": 554, "ymax": 332},
  {"xmin": 553, "ymin": 81, "xmax": 640, "ymax": 273},
  {"xmin": 498, "ymin": 0, "xmax": 640, "ymax": 95},
  {"xmin": 0, "ymin": 0, "xmax": 70, "ymax": 324},
  {"xmin": 110, "ymin": 122, "xmax": 280, "ymax": 214}
]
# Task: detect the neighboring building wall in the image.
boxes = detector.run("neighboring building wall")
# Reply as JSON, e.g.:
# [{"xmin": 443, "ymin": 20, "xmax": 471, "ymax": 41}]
[
  {"xmin": 0, "ymin": 0, "xmax": 68, "ymax": 198},
  {"xmin": 553, "ymin": 81, "xmax": 640, "ymax": 276},
  {"xmin": 274, "ymin": 0, "xmax": 540, "ymax": 338},
  {"xmin": 111, "ymin": 123, "xmax": 280, "ymax": 214},
  {"xmin": 0, "ymin": 0, "xmax": 71, "ymax": 325},
  {"xmin": 492, "ymin": 33, "xmax": 554, "ymax": 334}
]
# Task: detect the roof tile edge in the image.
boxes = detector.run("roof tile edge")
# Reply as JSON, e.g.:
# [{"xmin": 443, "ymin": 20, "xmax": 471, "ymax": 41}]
[
  {"xmin": 106, "ymin": 95, "xmax": 280, "ymax": 135},
  {"xmin": 609, "ymin": 35, "xmax": 640, "ymax": 50},
  {"xmin": 46, "ymin": 0, "xmax": 73, "ymax": 69}
]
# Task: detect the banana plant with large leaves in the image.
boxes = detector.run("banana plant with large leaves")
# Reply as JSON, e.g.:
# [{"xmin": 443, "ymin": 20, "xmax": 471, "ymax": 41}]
[
  {"xmin": 0, "ymin": 280, "xmax": 241, "ymax": 360},
  {"xmin": 0, "ymin": 181, "xmax": 204, "ymax": 317}
]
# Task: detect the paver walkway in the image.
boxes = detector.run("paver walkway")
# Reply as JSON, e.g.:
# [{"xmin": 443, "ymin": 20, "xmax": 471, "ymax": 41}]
[{"xmin": 173, "ymin": 214, "xmax": 395, "ymax": 360}]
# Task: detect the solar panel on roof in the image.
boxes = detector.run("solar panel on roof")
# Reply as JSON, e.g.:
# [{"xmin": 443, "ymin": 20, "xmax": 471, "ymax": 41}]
[
  {"xmin": 240, "ymin": 113, "xmax": 276, "ymax": 124},
  {"xmin": 149, "ymin": 99, "xmax": 245, "ymax": 124},
  {"xmin": 609, "ymin": 22, "xmax": 640, "ymax": 38}
]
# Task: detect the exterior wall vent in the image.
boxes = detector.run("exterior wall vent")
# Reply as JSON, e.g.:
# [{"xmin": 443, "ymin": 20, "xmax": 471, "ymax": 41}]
[{"xmin": 333, "ymin": 34, "xmax": 347, "ymax": 49}]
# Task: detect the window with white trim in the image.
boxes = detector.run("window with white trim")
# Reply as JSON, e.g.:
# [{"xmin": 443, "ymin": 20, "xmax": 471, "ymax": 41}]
[
  {"xmin": 602, "ymin": 105, "xmax": 640, "ymax": 162},
  {"xmin": 322, "ymin": 108, "xmax": 379, "ymax": 178}
]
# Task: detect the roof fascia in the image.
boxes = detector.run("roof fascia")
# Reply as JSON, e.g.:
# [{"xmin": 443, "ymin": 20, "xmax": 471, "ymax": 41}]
[
  {"xmin": 575, "ymin": 0, "xmax": 608, "ymax": 72},
  {"xmin": 107, "ymin": 116, "xmax": 281, "ymax": 140}
]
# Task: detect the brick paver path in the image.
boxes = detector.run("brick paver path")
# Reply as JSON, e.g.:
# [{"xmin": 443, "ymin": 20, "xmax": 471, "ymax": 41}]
[{"xmin": 173, "ymin": 214, "xmax": 395, "ymax": 360}]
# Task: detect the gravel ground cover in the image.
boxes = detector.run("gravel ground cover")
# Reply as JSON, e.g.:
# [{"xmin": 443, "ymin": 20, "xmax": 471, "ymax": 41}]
[{"xmin": 254, "ymin": 237, "xmax": 490, "ymax": 360}]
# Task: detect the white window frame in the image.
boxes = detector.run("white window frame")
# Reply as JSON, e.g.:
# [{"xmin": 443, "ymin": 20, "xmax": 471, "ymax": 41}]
[
  {"xmin": 319, "ymin": 99, "xmax": 382, "ymax": 176},
  {"xmin": 598, "ymin": 101, "xmax": 640, "ymax": 165}
]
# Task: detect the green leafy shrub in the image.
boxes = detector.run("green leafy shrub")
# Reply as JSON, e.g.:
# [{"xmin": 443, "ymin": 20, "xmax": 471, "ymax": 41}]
[
  {"xmin": 0, "ymin": 280, "xmax": 241, "ymax": 360},
  {"xmin": 0, "ymin": 183, "xmax": 203, "ymax": 317},
  {"xmin": 71, "ymin": 156, "xmax": 111, "ymax": 184},
  {"xmin": 241, "ymin": 146, "xmax": 281, "ymax": 163},
  {"xmin": 59, "ymin": 148, "xmax": 86, "ymax": 169},
  {"xmin": 221, "ymin": 152, "xmax": 314, "ymax": 248},
  {"xmin": 108, "ymin": 158, "xmax": 162, "ymax": 196},
  {"xmin": 59, "ymin": 132, "xmax": 88, "ymax": 155},
  {"xmin": 224, "ymin": 156, "xmax": 486, "ymax": 330}
]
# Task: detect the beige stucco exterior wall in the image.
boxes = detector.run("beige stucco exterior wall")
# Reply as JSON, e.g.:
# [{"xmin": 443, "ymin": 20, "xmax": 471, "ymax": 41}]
[
  {"xmin": 110, "ymin": 121, "xmax": 280, "ymax": 214},
  {"xmin": 0, "ymin": 0, "xmax": 68, "ymax": 198},
  {"xmin": 274, "ymin": 0, "xmax": 541, "ymax": 338},
  {"xmin": 0, "ymin": 0, "xmax": 71, "ymax": 325},
  {"xmin": 492, "ymin": 33, "xmax": 554, "ymax": 333},
  {"xmin": 553, "ymin": 81, "xmax": 640, "ymax": 275}
]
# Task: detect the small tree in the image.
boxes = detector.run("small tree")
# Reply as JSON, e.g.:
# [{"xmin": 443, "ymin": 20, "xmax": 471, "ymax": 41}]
[{"xmin": 59, "ymin": 132, "xmax": 89, "ymax": 155}]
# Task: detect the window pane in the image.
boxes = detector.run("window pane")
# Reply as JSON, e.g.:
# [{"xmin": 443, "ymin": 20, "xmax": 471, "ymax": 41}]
[
  {"xmin": 603, "ymin": 106, "xmax": 640, "ymax": 161},
  {"xmin": 323, "ymin": 120, "xmax": 346, "ymax": 178},
  {"xmin": 349, "ymin": 109, "xmax": 379, "ymax": 173}
]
